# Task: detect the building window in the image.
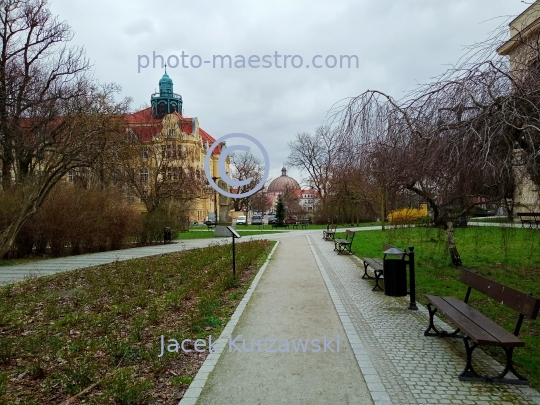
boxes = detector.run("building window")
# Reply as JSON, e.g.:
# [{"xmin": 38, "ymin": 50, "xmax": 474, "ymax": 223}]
[
  {"xmin": 68, "ymin": 169, "xmax": 75, "ymax": 183},
  {"xmin": 140, "ymin": 168, "xmax": 149, "ymax": 182},
  {"xmin": 140, "ymin": 146, "xmax": 148, "ymax": 159}
]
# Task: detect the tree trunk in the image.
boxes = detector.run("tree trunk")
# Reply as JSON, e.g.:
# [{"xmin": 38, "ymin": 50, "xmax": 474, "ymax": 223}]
[{"xmin": 446, "ymin": 222, "xmax": 462, "ymax": 266}]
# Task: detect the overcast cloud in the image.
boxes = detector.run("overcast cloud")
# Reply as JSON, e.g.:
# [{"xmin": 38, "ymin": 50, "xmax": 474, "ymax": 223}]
[{"xmin": 49, "ymin": 0, "xmax": 528, "ymax": 186}]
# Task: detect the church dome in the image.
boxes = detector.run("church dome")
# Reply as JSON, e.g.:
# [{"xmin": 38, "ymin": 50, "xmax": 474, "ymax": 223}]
[{"xmin": 267, "ymin": 167, "xmax": 300, "ymax": 192}]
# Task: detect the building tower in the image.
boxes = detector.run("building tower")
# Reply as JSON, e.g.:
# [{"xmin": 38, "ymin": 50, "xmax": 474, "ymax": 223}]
[{"xmin": 151, "ymin": 67, "xmax": 183, "ymax": 118}]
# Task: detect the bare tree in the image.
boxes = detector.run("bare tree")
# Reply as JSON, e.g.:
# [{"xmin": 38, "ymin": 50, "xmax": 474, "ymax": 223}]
[
  {"xmin": 250, "ymin": 190, "xmax": 270, "ymax": 214},
  {"xmin": 229, "ymin": 151, "xmax": 267, "ymax": 215},
  {"xmin": 0, "ymin": 0, "xmax": 130, "ymax": 257},
  {"xmin": 287, "ymin": 125, "xmax": 340, "ymax": 208},
  {"xmin": 116, "ymin": 129, "xmax": 205, "ymax": 214}
]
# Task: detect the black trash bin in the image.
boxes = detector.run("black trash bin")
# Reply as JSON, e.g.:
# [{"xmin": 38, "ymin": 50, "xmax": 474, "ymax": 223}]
[
  {"xmin": 383, "ymin": 253, "xmax": 407, "ymax": 297},
  {"xmin": 163, "ymin": 227, "xmax": 172, "ymax": 244}
]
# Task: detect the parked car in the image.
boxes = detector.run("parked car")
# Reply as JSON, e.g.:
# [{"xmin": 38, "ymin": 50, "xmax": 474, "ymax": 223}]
[
  {"xmin": 251, "ymin": 215, "xmax": 263, "ymax": 225},
  {"xmin": 204, "ymin": 214, "xmax": 219, "ymax": 225},
  {"xmin": 267, "ymin": 216, "xmax": 278, "ymax": 225},
  {"xmin": 285, "ymin": 216, "xmax": 298, "ymax": 224},
  {"xmin": 236, "ymin": 215, "xmax": 247, "ymax": 225}
]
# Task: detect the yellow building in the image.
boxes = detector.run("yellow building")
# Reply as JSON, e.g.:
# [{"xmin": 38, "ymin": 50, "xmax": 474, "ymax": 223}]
[
  {"xmin": 122, "ymin": 71, "xmax": 230, "ymax": 222},
  {"xmin": 498, "ymin": 1, "xmax": 540, "ymax": 212},
  {"xmin": 497, "ymin": 1, "xmax": 540, "ymax": 72}
]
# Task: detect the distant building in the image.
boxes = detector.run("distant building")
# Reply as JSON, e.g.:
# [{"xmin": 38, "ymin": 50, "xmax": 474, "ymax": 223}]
[
  {"xmin": 266, "ymin": 167, "xmax": 319, "ymax": 213},
  {"xmin": 498, "ymin": 1, "xmax": 540, "ymax": 212}
]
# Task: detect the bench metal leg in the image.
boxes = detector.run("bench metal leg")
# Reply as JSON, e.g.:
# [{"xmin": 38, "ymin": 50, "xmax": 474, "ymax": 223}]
[
  {"xmin": 424, "ymin": 304, "xmax": 442, "ymax": 336},
  {"xmin": 337, "ymin": 243, "xmax": 352, "ymax": 255},
  {"xmin": 362, "ymin": 263, "xmax": 373, "ymax": 279},
  {"xmin": 424, "ymin": 304, "xmax": 462, "ymax": 338},
  {"xmin": 459, "ymin": 340, "xmax": 529, "ymax": 384},
  {"xmin": 372, "ymin": 270, "xmax": 384, "ymax": 291},
  {"xmin": 491, "ymin": 347, "xmax": 529, "ymax": 385},
  {"xmin": 458, "ymin": 337, "xmax": 484, "ymax": 382}
]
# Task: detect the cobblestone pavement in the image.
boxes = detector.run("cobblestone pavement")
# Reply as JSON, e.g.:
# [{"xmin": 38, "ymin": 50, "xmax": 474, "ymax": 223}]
[{"xmin": 308, "ymin": 234, "xmax": 540, "ymax": 405}]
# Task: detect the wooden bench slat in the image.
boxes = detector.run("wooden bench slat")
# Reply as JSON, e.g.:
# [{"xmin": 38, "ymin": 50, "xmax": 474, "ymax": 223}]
[
  {"xmin": 425, "ymin": 295, "xmax": 503, "ymax": 346},
  {"xmin": 363, "ymin": 258, "xmax": 383, "ymax": 268},
  {"xmin": 445, "ymin": 297, "xmax": 524, "ymax": 347},
  {"xmin": 460, "ymin": 269, "xmax": 540, "ymax": 319}
]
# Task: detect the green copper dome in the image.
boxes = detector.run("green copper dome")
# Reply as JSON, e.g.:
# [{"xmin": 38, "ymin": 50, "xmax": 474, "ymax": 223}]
[
  {"xmin": 159, "ymin": 72, "xmax": 172, "ymax": 85},
  {"xmin": 151, "ymin": 69, "xmax": 183, "ymax": 118}
]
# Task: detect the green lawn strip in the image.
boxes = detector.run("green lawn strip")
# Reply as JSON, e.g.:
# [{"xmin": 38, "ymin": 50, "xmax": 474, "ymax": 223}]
[
  {"xmin": 0, "ymin": 239, "xmax": 275, "ymax": 404},
  {"xmin": 188, "ymin": 222, "xmax": 384, "ymax": 232},
  {"xmin": 334, "ymin": 226, "xmax": 540, "ymax": 388},
  {"xmin": 176, "ymin": 230, "xmax": 284, "ymax": 240},
  {"xmin": 471, "ymin": 217, "xmax": 516, "ymax": 224}
]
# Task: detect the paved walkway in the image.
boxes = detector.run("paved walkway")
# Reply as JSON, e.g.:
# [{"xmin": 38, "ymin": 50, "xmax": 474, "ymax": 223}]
[
  {"xmin": 0, "ymin": 227, "xmax": 376, "ymax": 286},
  {"xmin": 3, "ymin": 225, "xmax": 540, "ymax": 404},
  {"xmin": 180, "ymin": 232, "xmax": 540, "ymax": 405},
  {"xmin": 194, "ymin": 236, "xmax": 372, "ymax": 405}
]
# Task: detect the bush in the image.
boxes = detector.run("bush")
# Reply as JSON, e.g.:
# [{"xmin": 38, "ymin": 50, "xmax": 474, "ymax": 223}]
[
  {"xmin": 6, "ymin": 184, "xmax": 142, "ymax": 258},
  {"xmin": 138, "ymin": 199, "xmax": 189, "ymax": 244},
  {"xmin": 388, "ymin": 206, "xmax": 429, "ymax": 226}
]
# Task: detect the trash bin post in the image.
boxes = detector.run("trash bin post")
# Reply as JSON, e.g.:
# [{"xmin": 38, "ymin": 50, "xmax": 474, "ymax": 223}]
[{"xmin": 407, "ymin": 246, "xmax": 418, "ymax": 310}]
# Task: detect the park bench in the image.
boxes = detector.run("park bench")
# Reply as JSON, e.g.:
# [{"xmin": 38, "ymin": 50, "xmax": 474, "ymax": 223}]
[
  {"xmin": 517, "ymin": 212, "xmax": 540, "ymax": 229},
  {"xmin": 271, "ymin": 223, "xmax": 289, "ymax": 229},
  {"xmin": 292, "ymin": 222, "xmax": 307, "ymax": 229},
  {"xmin": 424, "ymin": 268, "xmax": 540, "ymax": 384},
  {"xmin": 204, "ymin": 221, "xmax": 215, "ymax": 230},
  {"xmin": 362, "ymin": 243, "xmax": 405, "ymax": 291},
  {"xmin": 323, "ymin": 224, "xmax": 337, "ymax": 240},
  {"xmin": 334, "ymin": 230, "xmax": 356, "ymax": 255}
]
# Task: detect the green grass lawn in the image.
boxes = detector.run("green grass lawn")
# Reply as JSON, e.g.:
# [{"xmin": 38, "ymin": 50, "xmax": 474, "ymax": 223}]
[
  {"xmin": 197, "ymin": 221, "xmax": 384, "ymax": 231},
  {"xmin": 470, "ymin": 217, "xmax": 516, "ymax": 223},
  {"xmin": 0, "ymin": 240, "xmax": 275, "ymax": 404},
  {"xmin": 337, "ymin": 225, "xmax": 540, "ymax": 388},
  {"xmin": 177, "ymin": 230, "xmax": 285, "ymax": 239}
]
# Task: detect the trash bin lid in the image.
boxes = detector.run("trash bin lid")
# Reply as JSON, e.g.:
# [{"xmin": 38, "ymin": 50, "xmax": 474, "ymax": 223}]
[{"xmin": 383, "ymin": 247, "xmax": 404, "ymax": 255}]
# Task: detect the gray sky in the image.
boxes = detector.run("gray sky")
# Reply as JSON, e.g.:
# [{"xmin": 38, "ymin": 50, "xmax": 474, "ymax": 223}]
[{"xmin": 49, "ymin": 0, "xmax": 528, "ymax": 188}]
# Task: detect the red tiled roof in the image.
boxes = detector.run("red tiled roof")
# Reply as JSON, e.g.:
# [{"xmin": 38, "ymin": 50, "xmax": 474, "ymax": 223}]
[
  {"xmin": 124, "ymin": 108, "xmax": 221, "ymax": 154},
  {"xmin": 199, "ymin": 127, "xmax": 221, "ymax": 154}
]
